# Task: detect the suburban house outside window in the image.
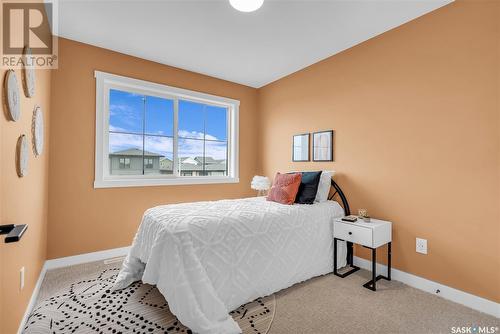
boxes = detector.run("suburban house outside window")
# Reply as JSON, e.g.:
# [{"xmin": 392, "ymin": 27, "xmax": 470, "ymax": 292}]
[{"xmin": 94, "ymin": 71, "xmax": 239, "ymax": 188}]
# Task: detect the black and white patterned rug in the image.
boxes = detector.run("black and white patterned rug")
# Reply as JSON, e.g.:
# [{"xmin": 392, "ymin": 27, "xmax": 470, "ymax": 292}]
[{"xmin": 23, "ymin": 262, "xmax": 275, "ymax": 334}]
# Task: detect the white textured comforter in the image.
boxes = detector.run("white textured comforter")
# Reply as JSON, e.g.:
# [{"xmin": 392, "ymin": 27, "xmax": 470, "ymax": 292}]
[{"xmin": 113, "ymin": 197, "xmax": 347, "ymax": 334}]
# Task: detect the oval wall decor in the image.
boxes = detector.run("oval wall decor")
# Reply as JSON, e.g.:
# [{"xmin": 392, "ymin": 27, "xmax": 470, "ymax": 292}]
[
  {"xmin": 22, "ymin": 46, "xmax": 36, "ymax": 98},
  {"xmin": 32, "ymin": 106, "xmax": 44, "ymax": 156},
  {"xmin": 17, "ymin": 135, "xmax": 29, "ymax": 177},
  {"xmin": 5, "ymin": 70, "xmax": 21, "ymax": 121}
]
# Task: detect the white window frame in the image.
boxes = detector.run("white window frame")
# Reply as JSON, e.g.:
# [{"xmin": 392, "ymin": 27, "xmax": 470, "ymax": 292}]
[{"xmin": 94, "ymin": 71, "xmax": 239, "ymax": 188}]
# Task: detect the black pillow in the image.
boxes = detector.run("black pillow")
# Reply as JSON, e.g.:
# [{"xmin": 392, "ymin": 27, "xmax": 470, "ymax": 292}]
[{"xmin": 294, "ymin": 171, "xmax": 322, "ymax": 204}]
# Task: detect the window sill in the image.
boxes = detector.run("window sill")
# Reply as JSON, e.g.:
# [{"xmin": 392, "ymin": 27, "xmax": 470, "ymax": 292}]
[{"xmin": 94, "ymin": 177, "xmax": 240, "ymax": 189}]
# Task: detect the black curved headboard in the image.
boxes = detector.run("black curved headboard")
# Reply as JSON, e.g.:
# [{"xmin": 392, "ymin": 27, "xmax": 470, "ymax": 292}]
[{"xmin": 329, "ymin": 180, "xmax": 350, "ymax": 216}]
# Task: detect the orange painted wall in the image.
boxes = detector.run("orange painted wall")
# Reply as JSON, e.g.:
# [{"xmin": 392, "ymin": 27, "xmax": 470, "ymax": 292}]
[
  {"xmin": 0, "ymin": 67, "xmax": 52, "ymax": 333},
  {"xmin": 258, "ymin": 0, "xmax": 499, "ymax": 303},
  {"xmin": 0, "ymin": 73, "xmax": 2, "ymax": 332},
  {"xmin": 2, "ymin": 4, "xmax": 496, "ymax": 333},
  {"xmin": 47, "ymin": 38, "xmax": 259, "ymax": 259}
]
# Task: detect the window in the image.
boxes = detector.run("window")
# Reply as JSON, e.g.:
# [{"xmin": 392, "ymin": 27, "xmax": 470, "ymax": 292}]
[
  {"xmin": 95, "ymin": 71, "xmax": 239, "ymax": 188},
  {"xmin": 178, "ymin": 100, "xmax": 228, "ymax": 178},
  {"xmin": 119, "ymin": 158, "xmax": 130, "ymax": 169},
  {"xmin": 144, "ymin": 158, "xmax": 154, "ymax": 169}
]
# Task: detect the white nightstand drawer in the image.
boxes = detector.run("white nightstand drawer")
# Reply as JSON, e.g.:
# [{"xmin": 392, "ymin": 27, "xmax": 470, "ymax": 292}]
[{"xmin": 335, "ymin": 222, "xmax": 372, "ymax": 247}]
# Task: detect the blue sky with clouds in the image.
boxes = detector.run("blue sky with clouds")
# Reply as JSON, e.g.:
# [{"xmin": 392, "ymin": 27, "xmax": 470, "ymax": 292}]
[{"xmin": 109, "ymin": 89, "xmax": 227, "ymax": 160}]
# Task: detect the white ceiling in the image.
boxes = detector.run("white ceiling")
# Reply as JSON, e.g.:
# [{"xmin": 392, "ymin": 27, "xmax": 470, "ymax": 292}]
[{"xmin": 56, "ymin": 0, "xmax": 453, "ymax": 88}]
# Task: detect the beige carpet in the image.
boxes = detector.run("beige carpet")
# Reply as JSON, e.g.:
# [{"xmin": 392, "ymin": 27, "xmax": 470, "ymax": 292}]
[
  {"xmin": 272, "ymin": 271, "xmax": 499, "ymax": 334},
  {"xmin": 30, "ymin": 258, "xmax": 499, "ymax": 334}
]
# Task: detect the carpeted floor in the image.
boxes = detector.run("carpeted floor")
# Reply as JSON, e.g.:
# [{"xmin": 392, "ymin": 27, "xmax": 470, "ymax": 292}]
[
  {"xmin": 28, "ymin": 258, "xmax": 499, "ymax": 334},
  {"xmin": 271, "ymin": 271, "xmax": 499, "ymax": 334}
]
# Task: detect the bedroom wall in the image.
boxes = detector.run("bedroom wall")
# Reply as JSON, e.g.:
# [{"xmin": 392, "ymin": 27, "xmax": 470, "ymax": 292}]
[
  {"xmin": 0, "ymin": 67, "xmax": 52, "ymax": 333},
  {"xmin": 47, "ymin": 38, "xmax": 259, "ymax": 259},
  {"xmin": 0, "ymin": 74, "xmax": 3, "ymax": 333},
  {"xmin": 258, "ymin": 0, "xmax": 499, "ymax": 303}
]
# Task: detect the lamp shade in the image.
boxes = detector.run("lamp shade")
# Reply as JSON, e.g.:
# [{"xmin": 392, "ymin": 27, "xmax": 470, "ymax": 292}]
[
  {"xmin": 229, "ymin": 0, "xmax": 264, "ymax": 12},
  {"xmin": 251, "ymin": 175, "xmax": 270, "ymax": 191}
]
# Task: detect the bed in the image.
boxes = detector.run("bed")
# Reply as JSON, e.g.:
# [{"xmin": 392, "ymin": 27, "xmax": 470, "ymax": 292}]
[{"xmin": 112, "ymin": 179, "xmax": 351, "ymax": 334}]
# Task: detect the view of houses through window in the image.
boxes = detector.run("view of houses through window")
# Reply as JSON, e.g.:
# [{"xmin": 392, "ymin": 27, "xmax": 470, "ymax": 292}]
[{"xmin": 108, "ymin": 89, "xmax": 228, "ymax": 177}]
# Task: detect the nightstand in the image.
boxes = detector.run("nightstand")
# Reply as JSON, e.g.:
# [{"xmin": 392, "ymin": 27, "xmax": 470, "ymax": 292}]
[{"xmin": 333, "ymin": 218, "xmax": 392, "ymax": 291}]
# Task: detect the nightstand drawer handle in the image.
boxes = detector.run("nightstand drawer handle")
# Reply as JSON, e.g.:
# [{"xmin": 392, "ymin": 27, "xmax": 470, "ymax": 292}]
[{"xmin": 348, "ymin": 232, "xmax": 352, "ymax": 235}]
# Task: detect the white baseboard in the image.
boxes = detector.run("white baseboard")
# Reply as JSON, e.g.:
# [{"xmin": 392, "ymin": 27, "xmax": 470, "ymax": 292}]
[
  {"xmin": 17, "ymin": 247, "xmax": 499, "ymax": 333},
  {"xmin": 17, "ymin": 246, "xmax": 131, "ymax": 334},
  {"xmin": 353, "ymin": 256, "xmax": 500, "ymax": 318},
  {"xmin": 44, "ymin": 246, "xmax": 131, "ymax": 270},
  {"xmin": 17, "ymin": 263, "xmax": 48, "ymax": 334}
]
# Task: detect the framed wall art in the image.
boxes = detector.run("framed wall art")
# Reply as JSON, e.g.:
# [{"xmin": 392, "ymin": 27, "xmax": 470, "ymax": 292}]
[
  {"xmin": 313, "ymin": 130, "xmax": 333, "ymax": 161},
  {"xmin": 292, "ymin": 133, "xmax": 310, "ymax": 162}
]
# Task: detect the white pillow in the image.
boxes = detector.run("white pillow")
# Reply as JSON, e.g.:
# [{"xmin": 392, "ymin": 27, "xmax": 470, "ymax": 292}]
[{"xmin": 314, "ymin": 171, "xmax": 332, "ymax": 203}]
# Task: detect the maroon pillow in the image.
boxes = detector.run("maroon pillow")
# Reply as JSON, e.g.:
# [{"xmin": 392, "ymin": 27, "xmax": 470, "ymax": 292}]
[{"xmin": 266, "ymin": 172, "xmax": 302, "ymax": 205}]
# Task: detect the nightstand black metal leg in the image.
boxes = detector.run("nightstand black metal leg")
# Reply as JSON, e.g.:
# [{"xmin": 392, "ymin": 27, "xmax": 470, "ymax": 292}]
[
  {"xmin": 372, "ymin": 247, "xmax": 376, "ymax": 290},
  {"xmin": 347, "ymin": 241, "xmax": 354, "ymax": 265},
  {"xmin": 363, "ymin": 243, "xmax": 391, "ymax": 291},
  {"xmin": 363, "ymin": 248, "xmax": 377, "ymax": 291},
  {"xmin": 333, "ymin": 238, "xmax": 360, "ymax": 278},
  {"xmin": 387, "ymin": 242, "xmax": 391, "ymax": 280},
  {"xmin": 334, "ymin": 237, "xmax": 337, "ymax": 274}
]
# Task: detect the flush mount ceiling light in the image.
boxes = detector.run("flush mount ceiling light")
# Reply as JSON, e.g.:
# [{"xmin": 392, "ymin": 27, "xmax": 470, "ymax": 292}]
[{"xmin": 229, "ymin": 0, "xmax": 264, "ymax": 12}]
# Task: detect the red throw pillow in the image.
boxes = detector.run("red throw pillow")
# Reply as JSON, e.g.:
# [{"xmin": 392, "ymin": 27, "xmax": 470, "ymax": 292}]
[{"xmin": 267, "ymin": 172, "xmax": 302, "ymax": 205}]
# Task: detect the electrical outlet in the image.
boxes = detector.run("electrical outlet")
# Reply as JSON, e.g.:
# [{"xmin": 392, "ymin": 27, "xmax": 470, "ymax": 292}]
[
  {"xmin": 20, "ymin": 267, "xmax": 25, "ymax": 290},
  {"xmin": 416, "ymin": 238, "xmax": 427, "ymax": 254}
]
